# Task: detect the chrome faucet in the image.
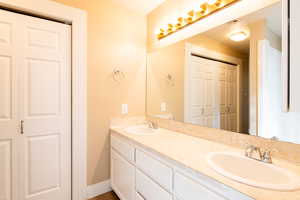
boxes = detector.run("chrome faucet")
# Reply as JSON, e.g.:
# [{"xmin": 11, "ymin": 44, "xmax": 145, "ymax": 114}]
[
  {"xmin": 245, "ymin": 145, "xmax": 276, "ymax": 164},
  {"xmin": 146, "ymin": 121, "xmax": 158, "ymax": 129}
]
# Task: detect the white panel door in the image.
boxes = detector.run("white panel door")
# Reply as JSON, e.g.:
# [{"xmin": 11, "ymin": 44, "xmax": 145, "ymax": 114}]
[
  {"xmin": 216, "ymin": 66, "xmax": 227, "ymax": 130},
  {"xmin": 187, "ymin": 55, "xmax": 237, "ymax": 131},
  {"xmin": 225, "ymin": 67, "xmax": 237, "ymax": 132},
  {"xmin": 189, "ymin": 56, "xmax": 217, "ymax": 128},
  {"xmin": 0, "ymin": 9, "xmax": 71, "ymax": 200},
  {"xmin": 18, "ymin": 15, "xmax": 71, "ymax": 200},
  {"xmin": 0, "ymin": 10, "xmax": 19, "ymax": 200}
]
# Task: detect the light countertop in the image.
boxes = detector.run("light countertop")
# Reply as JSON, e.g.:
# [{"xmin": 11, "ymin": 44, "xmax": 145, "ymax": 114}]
[{"xmin": 110, "ymin": 126, "xmax": 300, "ymax": 200}]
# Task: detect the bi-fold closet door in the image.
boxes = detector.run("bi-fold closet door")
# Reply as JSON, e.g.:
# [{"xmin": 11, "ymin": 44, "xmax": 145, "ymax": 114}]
[
  {"xmin": 188, "ymin": 55, "xmax": 237, "ymax": 131},
  {"xmin": 0, "ymin": 9, "xmax": 71, "ymax": 200}
]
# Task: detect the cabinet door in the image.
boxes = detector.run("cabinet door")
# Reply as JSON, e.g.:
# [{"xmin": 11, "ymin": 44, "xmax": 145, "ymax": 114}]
[
  {"xmin": 290, "ymin": 0, "xmax": 300, "ymax": 111},
  {"xmin": 111, "ymin": 149, "xmax": 135, "ymax": 200}
]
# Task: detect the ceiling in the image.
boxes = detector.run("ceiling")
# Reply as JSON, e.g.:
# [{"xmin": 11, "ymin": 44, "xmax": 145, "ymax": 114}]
[
  {"xmin": 202, "ymin": 3, "xmax": 282, "ymax": 55},
  {"xmin": 111, "ymin": 0, "xmax": 166, "ymax": 15}
]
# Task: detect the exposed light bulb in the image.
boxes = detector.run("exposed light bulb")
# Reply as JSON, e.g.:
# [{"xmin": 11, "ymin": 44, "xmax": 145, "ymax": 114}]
[
  {"xmin": 155, "ymin": 28, "xmax": 162, "ymax": 35},
  {"xmin": 206, "ymin": 0, "xmax": 218, "ymax": 5},
  {"xmin": 195, "ymin": 5, "xmax": 206, "ymax": 15}
]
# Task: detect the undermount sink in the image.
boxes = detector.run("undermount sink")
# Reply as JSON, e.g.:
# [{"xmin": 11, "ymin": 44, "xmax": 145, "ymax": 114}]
[
  {"xmin": 207, "ymin": 152, "xmax": 300, "ymax": 191},
  {"xmin": 125, "ymin": 125, "xmax": 158, "ymax": 135}
]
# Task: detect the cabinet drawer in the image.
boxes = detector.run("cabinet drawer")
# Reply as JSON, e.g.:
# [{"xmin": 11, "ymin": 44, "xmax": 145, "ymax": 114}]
[
  {"xmin": 136, "ymin": 169, "xmax": 172, "ymax": 200},
  {"xmin": 111, "ymin": 134, "xmax": 135, "ymax": 162},
  {"xmin": 135, "ymin": 149, "xmax": 172, "ymax": 192},
  {"xmin": 174, "ymin": 172, "xmax": 226, "ymax": 200}
]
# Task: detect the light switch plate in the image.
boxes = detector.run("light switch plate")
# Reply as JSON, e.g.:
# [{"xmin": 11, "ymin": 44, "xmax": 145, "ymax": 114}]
[
  {"xmin": 122, "ymin": 104, "xmax": 128, "ymax": 114},
  {"xmin": 161, "ymin": 102, "xmax": 167, "ymax": 112}
]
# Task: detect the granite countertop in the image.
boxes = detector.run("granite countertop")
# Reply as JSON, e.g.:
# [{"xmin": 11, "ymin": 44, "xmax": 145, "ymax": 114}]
[{"xmin": 110, "ymin": 126, "xmax": 300, "ymax": 200}]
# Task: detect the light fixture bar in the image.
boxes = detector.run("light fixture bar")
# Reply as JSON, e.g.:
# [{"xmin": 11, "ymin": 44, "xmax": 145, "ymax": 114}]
[{"xmin": 157, "ymin": 0, "xmax": 240, "ymax": 40}]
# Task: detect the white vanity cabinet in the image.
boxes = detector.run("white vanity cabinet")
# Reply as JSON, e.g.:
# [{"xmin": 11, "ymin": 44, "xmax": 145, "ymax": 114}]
[
  {"xmin": 111, "ymin": 150, "xmax": 135, "ymax": 200},
  {"xmin": 110, "ymin": 133, "xmax": 254, "ymax": 200},
  {"xmin": 111, "ymin": 135, "xmax": 135, "ymax": 200}
]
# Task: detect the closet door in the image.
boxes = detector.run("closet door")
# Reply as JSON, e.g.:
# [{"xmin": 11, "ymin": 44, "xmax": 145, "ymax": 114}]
[
  {"xmin": 217, "ymin": 66, "xmax": 227, "ymax": 130},
  {"xmin": 0, "ymin": 10, "xmax": 19, "ymax": 200},
  {"xmin": 18, "ymin": 15, "xmax": 71, "ymax": 200},
  {"xmin": 226, "ymin": 67, "xmax": 237, "ymax": 132},
  {"xmin": 189, "ymin": 56, "xmax": 217, "ymax": 127},
  {"xmin": 0, "ymin": 9, "xmax": 71, "ymax": 200}
]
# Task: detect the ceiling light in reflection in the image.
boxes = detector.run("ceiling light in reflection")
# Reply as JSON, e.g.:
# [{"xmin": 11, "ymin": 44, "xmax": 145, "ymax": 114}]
[{"xmin": 229, "ymin": 31, "xmax": 249, "ymax": 42}]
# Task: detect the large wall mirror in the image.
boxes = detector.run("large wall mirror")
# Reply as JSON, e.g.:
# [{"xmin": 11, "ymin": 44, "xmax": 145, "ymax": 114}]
[{"xmin": 146, "ymin": 1, "xmax": 299, "ymax": 144}]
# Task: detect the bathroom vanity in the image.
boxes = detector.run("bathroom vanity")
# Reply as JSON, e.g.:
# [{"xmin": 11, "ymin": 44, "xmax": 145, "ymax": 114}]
[
  {"xmin": 109, "ymin": 0, "xmax": 300, "ymax": 199},
  {"xmin": 110, "ymin": 126, "xmax": 300, "ymax": 200}
]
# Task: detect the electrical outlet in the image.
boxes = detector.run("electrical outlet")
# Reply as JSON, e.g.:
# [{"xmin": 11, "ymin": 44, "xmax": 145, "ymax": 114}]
[
  {"xmin": 161, "ymin": 102, "xmax": 167, "ymax": 112},
  {"xmin": 121, "ymin": 104, "xmax": 128, "ymax": 114}
]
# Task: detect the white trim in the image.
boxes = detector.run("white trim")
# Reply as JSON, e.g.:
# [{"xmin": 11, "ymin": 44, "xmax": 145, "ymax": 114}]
[
  {"xmin": 0, "ymin": 1, "xmax": 87, "ymax": 200},
  {"xmin": 184, "ymin": 43, "xmax": 242, "ymax": 132},
  {"xmin": 281, "ymin": 0, "xmax": 289, "ymax": 112},
  {"xmin": 87, "ymin": 180, "xmax": 112, "ymax": 199},
  {"xmin": 257, "ymin": 40, "xmax": 268, "ymax": 137}
]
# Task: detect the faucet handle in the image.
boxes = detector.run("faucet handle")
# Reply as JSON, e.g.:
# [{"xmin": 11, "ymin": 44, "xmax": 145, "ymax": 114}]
[
  {"xmin": 145, "ymin": 121, "xmax": 158, "ymax": 129},
  {"xmin": 262, "ymin": 148, "xmax": 279, "ymax": 164},
  {"xmin": 245, "ymin": 145, "xmax": 255, "ymax": 157}
]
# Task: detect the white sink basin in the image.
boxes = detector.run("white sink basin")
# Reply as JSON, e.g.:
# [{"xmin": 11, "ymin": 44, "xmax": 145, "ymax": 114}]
[
  {"xmin": 207, "ymin": 152, "xmax": 300, "ymax": 191},
  {"xmin": 125, "ymin": 125, "xmax": 158, "ymax": 135}
]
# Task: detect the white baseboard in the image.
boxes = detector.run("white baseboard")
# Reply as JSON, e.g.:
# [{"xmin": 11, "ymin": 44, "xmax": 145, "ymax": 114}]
[{"xmin": 86, "ymin": 180, "xmax": 112, "ymax": 199}]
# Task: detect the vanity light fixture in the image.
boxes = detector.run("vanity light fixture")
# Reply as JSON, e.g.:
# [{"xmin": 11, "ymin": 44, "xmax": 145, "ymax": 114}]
[{"xmin": 157, "ymin": 0, "xmax": 240, "ymax": 40}]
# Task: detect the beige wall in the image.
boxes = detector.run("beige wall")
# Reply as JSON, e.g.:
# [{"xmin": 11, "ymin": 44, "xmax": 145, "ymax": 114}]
[
  {"xmin": 52, "ymin": 0, "xmax": 146, "ymax": 185},
  {"xmin": 147, "ymin": 40, "xmax": 185, "ymax": 121},
  {"xmin": 147, "ymin": 34, "xmax": 249, "ymax": 125}
]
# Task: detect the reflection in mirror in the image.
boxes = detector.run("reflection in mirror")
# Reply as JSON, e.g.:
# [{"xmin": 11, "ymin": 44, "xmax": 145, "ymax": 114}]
[{"xmin": 146, "ymin": 2, "xmax": 292, "ymax": 142}]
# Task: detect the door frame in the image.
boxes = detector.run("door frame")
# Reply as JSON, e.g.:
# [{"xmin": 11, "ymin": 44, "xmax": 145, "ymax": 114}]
[
  {"xmin": 0, "ymin": 1, "xmax": 87, "ymax": 200},
  {"xmin": 184, "ymin": 43, "xmax": 242, "ymax": 132}
]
